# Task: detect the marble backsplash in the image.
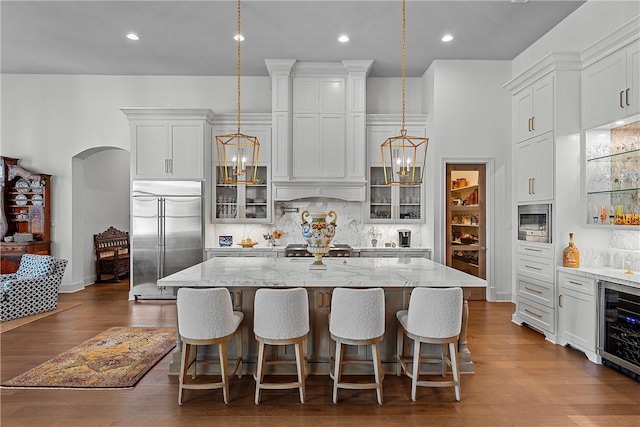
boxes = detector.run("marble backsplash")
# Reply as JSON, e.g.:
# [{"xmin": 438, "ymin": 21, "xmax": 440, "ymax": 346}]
[
  {"xmin": 580, "ymin": 230, "xmax": 640, "ymax": 271},
  {"xmin": 207, "ymin": 200, "xmax": 423, "ymax": 248}
]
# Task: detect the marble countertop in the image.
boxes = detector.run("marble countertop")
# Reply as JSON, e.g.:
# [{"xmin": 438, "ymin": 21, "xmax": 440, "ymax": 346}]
[
  {"xmin": 158, "ymin": 256, "xmax": 485, "ymax": 289},
  {"xmin": 557, "ymin": 266, "xmax": 640, "ymax": 289}
]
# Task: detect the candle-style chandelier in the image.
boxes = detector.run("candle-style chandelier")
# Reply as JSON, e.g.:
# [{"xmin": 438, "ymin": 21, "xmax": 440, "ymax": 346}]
[
  {"xmin": 380, "ymin": 0, "xmax": 429, "ymax": 186},
  {"xmin": 215, "ymin": 0, "xmax": 260, "ymax": 184}
]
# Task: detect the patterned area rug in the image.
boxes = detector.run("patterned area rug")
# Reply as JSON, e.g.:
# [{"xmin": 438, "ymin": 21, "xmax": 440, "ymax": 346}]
[{"xmin": 1, "ymin": 327, "xmax": 177, "ymax": 389}]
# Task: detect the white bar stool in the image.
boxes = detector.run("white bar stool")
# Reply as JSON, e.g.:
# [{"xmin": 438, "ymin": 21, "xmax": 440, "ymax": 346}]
[
  {"xmin": 176, "ymin": 287, "xmax": 243, "ymax": 405},
  {"xmin": 396, "ymin": 287, "xmax": 463, "ymax": 401},
  {"xmin": 253, "ymin": 287, "xmax": 309, "ymax": 404},
  {"xmin": 329, "ymin": 287, "xmax": 385, "ymax": 404}
]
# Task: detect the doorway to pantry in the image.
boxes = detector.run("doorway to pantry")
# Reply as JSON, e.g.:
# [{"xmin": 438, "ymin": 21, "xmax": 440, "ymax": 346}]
[{"xmin": 445, "ymin": 163, "xmax": 486, "ymax": 300}]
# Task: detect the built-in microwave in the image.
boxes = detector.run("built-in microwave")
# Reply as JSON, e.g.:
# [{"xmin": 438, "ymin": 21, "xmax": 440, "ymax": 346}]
[{"xmin": 518, "ymin": 204, "xmax": 551, "ymax": 243}]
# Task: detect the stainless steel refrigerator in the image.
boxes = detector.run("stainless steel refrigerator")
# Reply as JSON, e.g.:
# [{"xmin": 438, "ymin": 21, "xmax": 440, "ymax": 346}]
[{"xmin": 131, "ymin": 181, "xmax": 203, "ymax": 299}]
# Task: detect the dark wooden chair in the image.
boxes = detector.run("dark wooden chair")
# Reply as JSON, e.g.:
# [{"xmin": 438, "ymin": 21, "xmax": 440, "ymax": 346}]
[{"xmin": 93, "ymin": 227, "xmax": 130, "ymax": 282}]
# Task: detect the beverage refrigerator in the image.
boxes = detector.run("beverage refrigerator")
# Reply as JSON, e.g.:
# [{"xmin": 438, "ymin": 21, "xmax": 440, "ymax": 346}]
[{"xmin": 130, "ymin": 180, "xmax": 204, "ymax": 300}]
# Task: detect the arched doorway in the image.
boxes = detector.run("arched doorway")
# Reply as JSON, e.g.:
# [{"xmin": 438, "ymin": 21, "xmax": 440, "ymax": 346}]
[{"xmin": 72, "ymin": 147, "xmax": 129, "ymax": 286}]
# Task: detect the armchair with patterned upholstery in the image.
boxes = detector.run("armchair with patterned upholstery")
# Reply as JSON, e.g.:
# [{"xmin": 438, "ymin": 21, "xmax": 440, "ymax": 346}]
[{"xmin": 0, "ymin": 254, "xmax": 68, "ymax": 322}]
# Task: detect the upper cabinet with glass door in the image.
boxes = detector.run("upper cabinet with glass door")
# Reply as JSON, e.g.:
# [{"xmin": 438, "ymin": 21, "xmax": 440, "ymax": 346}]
[
  {"xmin": 585, "ymin": 118, "xmax": 640, "ymax": 228},
  {"xmin": 211, "ymin": 120, "xmax": 272, "ymax": 224},
  {"xmin": 366, "ymin": 117, "xmax": 427, "ymax": 223}
]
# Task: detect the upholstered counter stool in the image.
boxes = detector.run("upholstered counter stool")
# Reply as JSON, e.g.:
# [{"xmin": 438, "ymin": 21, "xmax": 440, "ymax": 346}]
[
  {"xmin": 253, "ymin": 287, "xmax": 309, "ymax": 405},
  {"xmin": 396, "ymin": 287, "xmax": 463, "ymax": 402},
  {"xmin": 329, "ymin": 287, "xmax": 385, "ymax": 405},
  {"xmin": 176, "ymin": 288, "xmax": 243, "ymax": 405}
]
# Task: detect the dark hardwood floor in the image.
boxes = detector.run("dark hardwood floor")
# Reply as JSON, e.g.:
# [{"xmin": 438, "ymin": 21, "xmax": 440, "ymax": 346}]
[{"xmin": 1, "ymin": 280, "xmax": 639, "ymax": 426}]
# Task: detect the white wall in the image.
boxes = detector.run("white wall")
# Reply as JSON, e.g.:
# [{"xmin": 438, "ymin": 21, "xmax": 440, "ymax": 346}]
[
  {"xmin": 423, "ymin": 60, "xmax": 512, "ymax": 302},
  {"xmin": 1, "ymin": 74, "xmax": 271, "ymax": 290},
  {"xmin": 366, "ymin": 77, "xmax": 423, "ymax": 114}
]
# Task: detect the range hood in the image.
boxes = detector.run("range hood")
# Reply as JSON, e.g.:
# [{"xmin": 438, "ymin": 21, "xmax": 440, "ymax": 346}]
[{"xmin": 271, "ymin": 179, "xmax": 366, "ymax": 202}]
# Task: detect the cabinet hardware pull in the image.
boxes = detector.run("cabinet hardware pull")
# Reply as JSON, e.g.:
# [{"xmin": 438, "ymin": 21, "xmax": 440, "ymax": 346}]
[
  {"xmin": 164, "ymin": 159, "xmax": 168, "ymax": 173},
  {"xmin": 324, "ymin": 292, "xmax": 331, "ymax": 308},
  {"xmin": 620, "ymin": 90, "xmax": 625, "ymax": 108},
  {"xmin": 558, "ymin": 295, "xmax": 563, "ymax": 308},
  {"xmin": 531, "ymin": 177, "xmax": 535, "ymax": 194},
  {"xmin": 531, "ymin": 116, "xmax": 535, "ymax": 131},
  {"xmin": 527, "ymin": 118, "xmax": 531, "ymax": 132},
  {"xmin": 316, "ymin": 293, "xmax": 324, "ymax": 308},
  {"xmin": 235, "ymin": 291, "xmax": 242, "ymax": 308},
  {"xmin": 528, "ymin": 178, "xmax": 532, "ymax": 194},
  {"xmin": 524, "ymin": 286, "xmax": 542, "ymax": 294},
  {"xmin": 524, "ymin": 264, "xmax": 542, "ymax": 271},
  {"xmin": 524, "ymin": 308, "xmax": 542, "ymax": 318},
  {"xmin": 169, "ymin": 159, "xmax": 173, "ymax": 174},
  {"xmin": 626, "ymin": 88, "xmax": 631, "ymax": 106},
  {"xmin": 568, "ymin": 280, "xmax": 583, "ymax": 286},
  {"xmin": 524, "ymin": 247, "xmax": 542, "ymax": 252}
]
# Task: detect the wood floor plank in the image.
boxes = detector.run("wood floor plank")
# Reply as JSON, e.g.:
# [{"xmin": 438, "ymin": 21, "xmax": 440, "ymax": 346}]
[{"xmin": 1, "ymin": 280, "xmax": 638, "ymax": 426}]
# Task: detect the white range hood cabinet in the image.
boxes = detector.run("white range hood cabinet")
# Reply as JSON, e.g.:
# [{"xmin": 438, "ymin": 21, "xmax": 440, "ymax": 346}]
[{"xmin": 266, "ymin": 59, "xmax": 373, "ymax": 201}]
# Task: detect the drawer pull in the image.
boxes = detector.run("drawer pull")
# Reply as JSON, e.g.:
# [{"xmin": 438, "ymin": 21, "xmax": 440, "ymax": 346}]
[
  {"xmin": 524, "ymin": 247, "xmax": 542, "ymax": 252},
  {"xmin": 524, "ymin": 264, "xmax": 543, "ymax": 271},
  {"xmin": 524, "ymin": 308, "xmax": 542, "ymax": 318},
  {"xmin": 568, "ymin": 280, "xmax": 583, "ymax": 286},
  {"xmin": 524, "ymin": 286, "xmax": 542, "ymax": 294},
  {"xmin": 626, "ymin": 88, "xmax": 631, "ymax": 106},
  {"xmin": 620, "ymin": 90, "xmax": 625, "ymax": 108}
]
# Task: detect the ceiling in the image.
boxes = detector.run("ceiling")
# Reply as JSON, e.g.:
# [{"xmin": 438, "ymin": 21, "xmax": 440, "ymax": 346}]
[{"xmin": 1, "ymin": 0, "xmax": 585, "ymax": 78}]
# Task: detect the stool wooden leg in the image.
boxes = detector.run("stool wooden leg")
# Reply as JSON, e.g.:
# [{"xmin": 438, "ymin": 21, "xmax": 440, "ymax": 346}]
[
  {"xmin": 219, "ymin": 341, "xmax": 229, "ymax": 404},
  {"xmin": 255, "ymin": 341, "xmax": 266, "ymax": 405},
  {"xmin": 441, "ymin": 343, "xmax": 448, "ymax": 377},
  {"xmin": 372, "ymin": 342, "xmax": 383, "ymax": 405},
  {"xmin": 295, "ymin": 341, "xmax": 306, "ymax": 404},
  {"xmin": 450, "ymin": 341, "xmax": 461, "ymax": 402},
  {"xmin": 333, "ymin": 341, "xmax": 343, "ymax": 404},
  {"xmin": 411, "ymin": 339, "xmax": 421, "ymax": 402},
  {"xmin": 396, "ymin": 323, "xmax": 404, "ymax": 376},
  {"xmin": 236, "ymin": 330, "xmax": 243, "ymax": 379},
  {"xmin": 178, "ymin": 342, "xmax": 190, "ymax": 405}
]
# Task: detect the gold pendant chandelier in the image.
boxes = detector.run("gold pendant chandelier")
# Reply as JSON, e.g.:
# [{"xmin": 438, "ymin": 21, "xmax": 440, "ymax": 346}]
[
  {"xmin": 380, "ymin": 0, "xmax": 429, "ymax": 186},
  {"xmin": 215, "ymin": 0, "xmax": 260, "ymax": 184}
]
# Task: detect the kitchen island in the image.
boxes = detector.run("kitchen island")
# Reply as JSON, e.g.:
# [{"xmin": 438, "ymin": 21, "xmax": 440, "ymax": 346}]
[{"xmin": 159, "ymin": 256, "xmax": 487, "ymax": 375}]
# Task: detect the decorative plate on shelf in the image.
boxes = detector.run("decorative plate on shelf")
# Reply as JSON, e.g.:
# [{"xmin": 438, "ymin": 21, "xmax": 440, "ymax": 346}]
[
  {"xmin": 31, "ymin": 194, "xmax": 44, "ymax": 206},
  {"xmin": 15, "ymin": 178, "xmax": 30, "ymax": 193},
  {"xmin": 15, "ymin": 194, "xmax": 28, "ymax": 206},
  {"xmin": 30, "ymin": 180, "xmax": 44, "ymax": 194}
]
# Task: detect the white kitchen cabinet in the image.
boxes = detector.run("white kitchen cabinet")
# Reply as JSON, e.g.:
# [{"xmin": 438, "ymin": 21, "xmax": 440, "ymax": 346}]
[
  {"xmin": 515, "ymin": 132, "xmax": 554, "ymax": 202},
  {"xmin": 368, "ymin": 167, "xmax": 423, "ymax": 223},
  {"xmin": 292, "ymin": 77, "xmax": 346, "ymax": 179},
  {"xmin": 122, "ymin": 109, "xmax": 213, "ymax": 180},
  {"xmin": 366, "ymin": 120, "xmax": 427, "ymax": 223},
  {"xmin": 211, "ymin": 120, "xmax": 273, "ymax": 223},
  {"xmin": 514, "ymin": 74, "xmax": 554, "ymax": 142},
  {"xmin": 358, "ymin": 248, "xmax": 431, "ymax": 259},
  {"xmin": 512, "ymin": 241, "xmax": 556, "ymax": 342},
  {"xmin": 557, "ymin": 271, "xmax": 597, "ymax": 362},
  {"xmin": 266, "ymin": 60, "xmax": 372, "ymax": 200},
  {"xmin": 583, "ymin": 40, "xmax": 640, "ymax": 129},
  {"xmin": 206, "ymin": 248, "xmax": 277, "ymax": 258},
  {"xmin": 213, "ymin": 166, "xmax": 271, "ymax": 223}
]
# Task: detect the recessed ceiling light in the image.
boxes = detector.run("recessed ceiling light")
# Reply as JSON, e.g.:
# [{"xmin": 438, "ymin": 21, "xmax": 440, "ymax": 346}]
[
  {"xmin": 126, "ymin": 32, "xmax": 140, "ymax": 41},
  {"xmin": 442, "ymin": 34, "xmax": 454, "ymax": 42},
  {"xmin": 338, "ymin": 35, "xmax": 350, "ymax": 43},
  {"xmin": 234, "ymin": 34, "xmax": 245, "ymax": 42}
]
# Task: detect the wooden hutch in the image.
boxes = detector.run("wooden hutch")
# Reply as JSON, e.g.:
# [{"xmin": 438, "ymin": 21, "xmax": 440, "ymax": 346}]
[{"xmin": 0, "ymin": 156, "xmax": 51, "ymax": 273}]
